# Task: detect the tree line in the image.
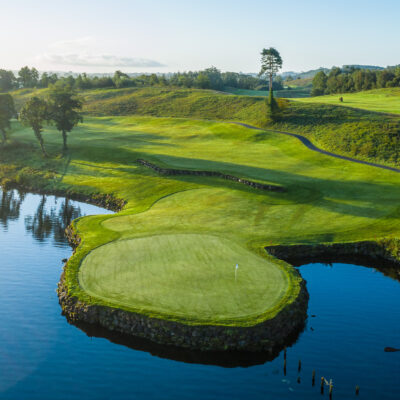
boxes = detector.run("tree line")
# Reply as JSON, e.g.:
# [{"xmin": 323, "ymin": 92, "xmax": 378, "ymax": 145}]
[
  {"xmin": 0, "ymin": 66, "xmax": 284, "ymax": 92},
  {"xmin": 0, "ymin": 83, "xmax": 82, "ymax": 157},
  {"xmin": 311, "ymin": 66, "xmax": 400, "ymax": 96}
]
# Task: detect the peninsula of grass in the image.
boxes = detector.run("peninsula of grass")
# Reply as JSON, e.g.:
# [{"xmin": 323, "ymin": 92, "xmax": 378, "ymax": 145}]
[{"xmin": 2, "ymin": 87, "xmax": 400, "ymax": 350}]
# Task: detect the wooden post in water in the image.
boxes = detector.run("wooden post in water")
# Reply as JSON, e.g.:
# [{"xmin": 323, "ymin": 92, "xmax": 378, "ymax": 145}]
[
  {"xmin": 329, "ymin": 382, "xmax": 333, "ymax": 399},
  {"xmin": 312, "ymin": 370, "xmax": 316, "ymax": 386},
  {"xmin": 320, "ymin": 377, "xmax": 324, "ymax": 394},
  {"xmin": 283, "ymin": 359, "xmax": 287, "ymax": 376},
  {"xmin": 284, "ymin": 348, "xmax": 287, "ymax": 360},
  {"xmin": 355, "ymin": 385, "xmax": 360, "ymax": 395},
  {"xmin": 298, "ymin": 360, "xmax": 301, "ymax": 373}
]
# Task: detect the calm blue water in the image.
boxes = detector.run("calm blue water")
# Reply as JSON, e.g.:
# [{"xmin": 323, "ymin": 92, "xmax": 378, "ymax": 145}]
[{"xmin": 0, "ymin": 188, "xmax": 399, "ymax": 399}]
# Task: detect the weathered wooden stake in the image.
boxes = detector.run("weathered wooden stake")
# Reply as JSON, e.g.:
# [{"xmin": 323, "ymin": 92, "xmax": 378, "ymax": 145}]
[
  {"xmin": 355, "ymin": 385, "xmax": 360, "ymax": 395},
  {"xmin": 312, "ymin": 370, "xmax": 316, "ymax": 386},
  {"xmin": 320, "ymin": 377, "xmax": 324, "ymax": 394},
  {"xmin": 329, "ymin": 382, "xmax": 333, "ymax": 399},
  {"xmin": 297, "ymin": 376, "xmax": 301, "ymax": 384},
  {"xmin": 298, "ymin": 359, "xmax": 301, "ymax": 372},
  {"xmin": 284, "ymin": 348, "xmax": 287, "ymax": 360}
]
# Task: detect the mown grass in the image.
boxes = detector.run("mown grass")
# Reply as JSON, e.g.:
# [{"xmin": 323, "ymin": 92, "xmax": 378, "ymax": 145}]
[
  {"xmin": 11, "ymin": 86, "xmax": 399, "ymax": 167},
  {"xmin": 222, "ymin": 87, "xmax": 311, "ymax": 98},
  {"xmin": 296, "ymin": 88, "xmax": 400, "ymax": 115},
  {"xmin": 1, "ymin": 115, "xmax": 400, "ymax": 325}
]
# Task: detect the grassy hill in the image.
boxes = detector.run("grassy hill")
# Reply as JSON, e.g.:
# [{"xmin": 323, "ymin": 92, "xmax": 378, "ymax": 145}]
[
  {"xmin": 2, "ymin": 115, "xmax": 400, "ymax": 327},
  {"xmin": 10, "ymin": 86, "xmax": 400, "ymax": 167},
  {"xmin": 295, "ymin": 88, "xmax": 400, "ymax": 115}
]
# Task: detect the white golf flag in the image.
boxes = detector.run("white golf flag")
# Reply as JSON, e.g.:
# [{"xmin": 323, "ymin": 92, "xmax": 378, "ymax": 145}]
[{"xmin": 235, "ymin": 264, "xmax": 239, "ymax": 281}]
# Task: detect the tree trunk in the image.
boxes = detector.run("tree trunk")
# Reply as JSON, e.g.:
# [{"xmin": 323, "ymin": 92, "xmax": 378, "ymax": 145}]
[
  {"xmin": 62, "ymin": 130, "xmax": 68, "ymax": 153},
  {"xmin": 0, "ymin": 128, "xmax": 7, "ymax": 144},
  {"xmin": 34, "ymin": 129, "xmax": 48, "ymax": 158},
  {"xmin": 269, "ymin": 73, "xmax": 273, "ymax": 92}
]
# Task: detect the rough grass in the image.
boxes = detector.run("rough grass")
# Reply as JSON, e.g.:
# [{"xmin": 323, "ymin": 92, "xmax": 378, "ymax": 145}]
[
  {"xmin": 1, "ymin": 116, "xmax": 400, "ymax": 325},
  {"xmin": 296, "ymin": 88, "xmax": 400, "ymax": 115},
  {"xmin": 10, "ymin": 86, "xmax": 400, "ymax": 167}
]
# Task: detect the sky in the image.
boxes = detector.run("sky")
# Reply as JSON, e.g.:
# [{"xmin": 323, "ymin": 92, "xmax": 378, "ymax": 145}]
[{"xmin": 1, "ymin": 0, "xmax": 400, "ymax": 74}]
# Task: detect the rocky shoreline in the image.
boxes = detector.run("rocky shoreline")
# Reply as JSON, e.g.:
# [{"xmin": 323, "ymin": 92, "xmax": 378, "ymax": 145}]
[
  {"xmin": 265, "ymin": 239, "xmax": 400, "ymax": 269},
  {"xmin": 58, "ymin": 228, "xmax": 309, "ymax": 352}
]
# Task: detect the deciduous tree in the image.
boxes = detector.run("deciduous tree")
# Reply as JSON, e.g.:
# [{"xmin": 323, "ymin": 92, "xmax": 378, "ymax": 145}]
[
  {"xmin": 20, "ymin": 97, "xmax": 49, "ymax": 157},
  {"xmin": 0, "ymin": 94, "xmax": 15, "ymax": 144},
  {"xmin": 48, "ymin": 84, "xmax": 83, "ymax": 153}
]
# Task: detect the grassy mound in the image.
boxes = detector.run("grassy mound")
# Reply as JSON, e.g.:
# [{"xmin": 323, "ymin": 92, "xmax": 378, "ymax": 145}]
[{"xmin": 79, "ymin": 234, "xmax": 291, "ymax": 325}]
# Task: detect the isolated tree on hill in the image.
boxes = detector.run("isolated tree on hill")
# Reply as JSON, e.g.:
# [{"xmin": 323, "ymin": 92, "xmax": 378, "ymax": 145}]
[
  {"xmin": 0, "ymin": 94, "xmax": 16, "ymax": 144},
  {"xmin": 48, "ymin": 84, "xmax": 83, "ymax": 153},
  {"xmin": 259, "ymin": 48, "xmax": 283, "ymax": 119},
  {"xmin": 20, "ymin": 97, "xmax": 49, "ymax": 157},
  {"xmin": 259, "ymin": 48, "xmax": 283, "ymax": 94}
]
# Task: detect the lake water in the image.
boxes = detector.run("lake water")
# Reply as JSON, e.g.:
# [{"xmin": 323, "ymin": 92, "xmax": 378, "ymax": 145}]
[{"xmin": 0, "ymin": 188, "xmax": 399, "ymax": 399}]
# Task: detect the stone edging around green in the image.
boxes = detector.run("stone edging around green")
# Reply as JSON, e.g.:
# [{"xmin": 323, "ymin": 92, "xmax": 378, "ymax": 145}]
[
  {"xmin": 58, "ymin": 227, "xmax": 309, "ymax": 352},
  {"xmin": 137, "ymin": 159, "xmax": 286, "ymax": 192}
]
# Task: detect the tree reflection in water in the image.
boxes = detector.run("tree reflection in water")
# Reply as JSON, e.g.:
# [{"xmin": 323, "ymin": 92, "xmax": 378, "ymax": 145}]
[
  {"xmin": 24, "ymin": 196, "xmax": 82, "ymax": 244},
  {"xmin": 0, "ymin": 189, "xmax": 25, "ymax": 230}
]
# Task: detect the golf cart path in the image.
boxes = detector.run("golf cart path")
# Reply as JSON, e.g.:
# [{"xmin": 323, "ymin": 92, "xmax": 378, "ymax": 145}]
[{"xmin": 233, "ymin": 122, "xmax": 400, "ymax": 174}]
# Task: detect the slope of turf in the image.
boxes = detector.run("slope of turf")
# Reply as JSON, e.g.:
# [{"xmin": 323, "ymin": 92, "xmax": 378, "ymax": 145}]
[
  {"xmin": 11, "ymin": 86, "xmax": 399, "ymax": 167},
  {"xmin": 1, "ymin": 115, "xmax": 400, "ymax": 326},
  {"xmin": 295, "ymin": 88, "xmax": 400, "ymax": 115}
]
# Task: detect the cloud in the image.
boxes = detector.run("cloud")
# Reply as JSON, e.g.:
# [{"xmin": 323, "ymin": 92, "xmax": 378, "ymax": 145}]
[
  {"xmin": 38, "ymin": 53, "xmax": 165, "ymax": 68},
  {"xmin": 50, "ymin": 36, "xmax": 95, "ymax": 49}
]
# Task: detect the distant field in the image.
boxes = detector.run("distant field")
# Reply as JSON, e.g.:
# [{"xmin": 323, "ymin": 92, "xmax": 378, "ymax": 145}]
[
  {"xmin": 296, "ymin": 88, "xmax": 400, "ymax": 115},
  {"xmin": 222, "ymin": 87, "xmax": 311, "ymax": 98}
]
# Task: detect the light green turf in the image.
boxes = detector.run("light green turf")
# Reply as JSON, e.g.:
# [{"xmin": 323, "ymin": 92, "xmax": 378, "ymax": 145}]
[
  {"xmin": 79, "ymin": 234, "xmax": 288, "ymax": 324},
  {"xmin": 295, "ymin": 88, "xmax": 400, "ymax": 114},
  {"xmin": 222, "ymin": 87, "xmax": 311, "ymax": 98},
  {"xmin": 2, "ymin": 115, "xmax": 400, "ymax": 326}
]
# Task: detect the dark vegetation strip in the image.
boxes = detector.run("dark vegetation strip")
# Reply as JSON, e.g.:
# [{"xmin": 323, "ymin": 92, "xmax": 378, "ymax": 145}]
[
  {"xmin": 234, "ymin": 123, "xmax": 400, "ymax": 173},
  {"xmin": 136, "ymin": 159, "xmax": 286, "ymax": 192}
]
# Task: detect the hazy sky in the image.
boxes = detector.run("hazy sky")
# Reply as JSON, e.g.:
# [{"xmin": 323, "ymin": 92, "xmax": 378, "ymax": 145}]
[{"xmin": 1, "ymin": 0, "xmax": 399, "ymax": 74}]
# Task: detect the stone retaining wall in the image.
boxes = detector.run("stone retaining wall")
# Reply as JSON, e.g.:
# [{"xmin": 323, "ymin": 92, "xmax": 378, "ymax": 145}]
[
  {"xmin": 58, "ymin": 226, "xmax": 308, "ymax": 352},
  {"xmin": 58, "ymin": 273, "xmax": 308, "ymax": 352},
  {"xmin": 265, "ymin": 239, "xmax": 400, "ymax": 267},
  {"xmin": 137, "ymin": 159, "xmax": 285, "ymax": 192}
]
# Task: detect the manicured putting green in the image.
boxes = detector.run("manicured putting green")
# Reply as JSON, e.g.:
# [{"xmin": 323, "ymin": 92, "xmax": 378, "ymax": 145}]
[{"xmin": 79, "ymin": 234, "xmax": 289, "ymax": 325}]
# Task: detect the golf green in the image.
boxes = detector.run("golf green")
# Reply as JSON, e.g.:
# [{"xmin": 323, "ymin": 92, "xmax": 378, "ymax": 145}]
[{"xmin": 79, "ymin": 234, "xmax": 290, "ymax": 325}]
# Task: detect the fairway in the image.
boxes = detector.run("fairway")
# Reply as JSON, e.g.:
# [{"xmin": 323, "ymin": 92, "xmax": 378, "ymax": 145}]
[
  {"xmin": 79, "ymin": 234, "xmax": 289, "ymax": 324},
  {"xmin": 295, "ymin": 88, "xmax": 400, "ymax": 114},
  {"xmin": 3, "ymin": 113, "xmax": 400, "ymax": 330}
]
